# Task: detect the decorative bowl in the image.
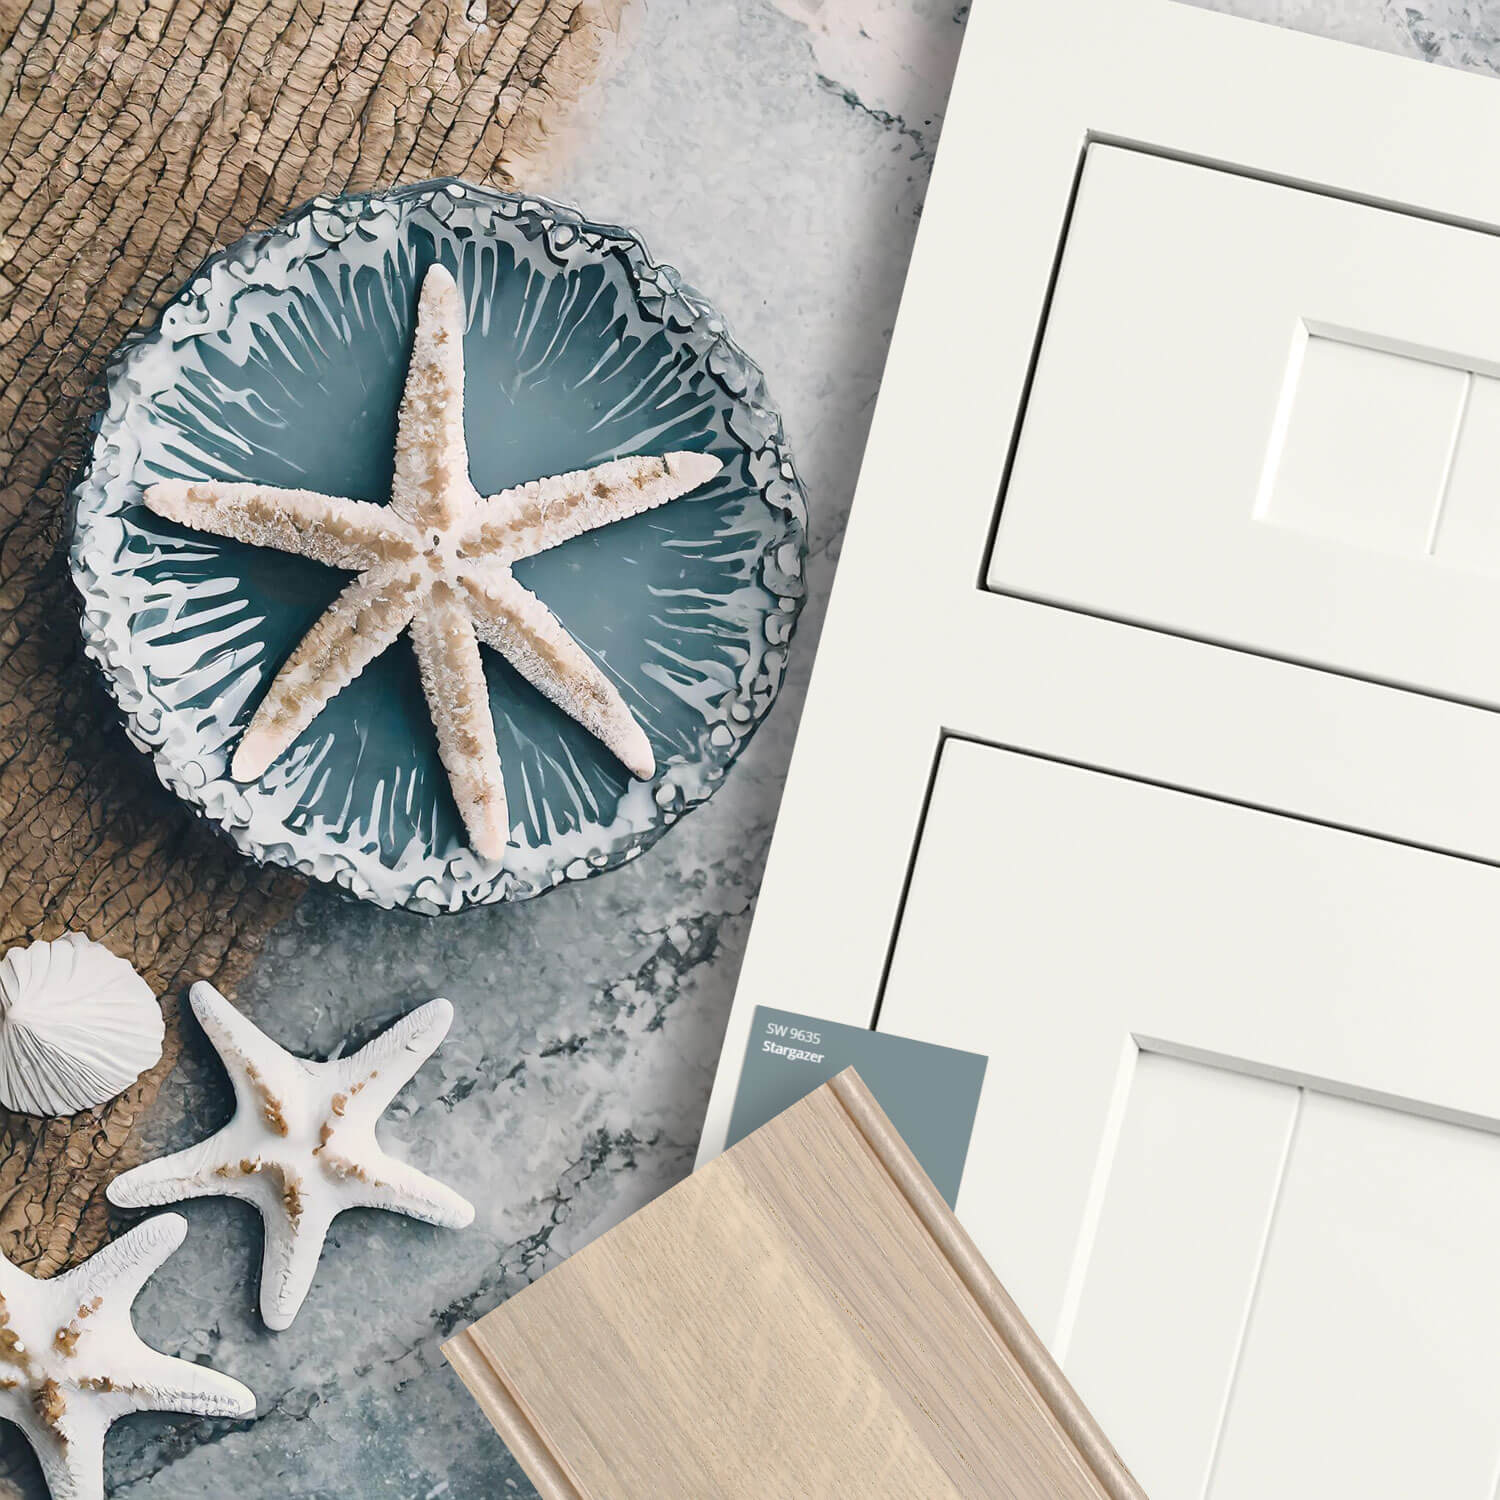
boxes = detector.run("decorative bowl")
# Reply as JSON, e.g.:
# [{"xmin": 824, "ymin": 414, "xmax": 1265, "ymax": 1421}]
[{"xmin": 70, "ymin": 181, "xmax": 806, "ymax": 914}]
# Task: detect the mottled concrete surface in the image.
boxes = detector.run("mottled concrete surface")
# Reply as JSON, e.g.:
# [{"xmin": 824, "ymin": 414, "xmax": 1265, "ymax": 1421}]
[{"xmin": 8, "ymin": 2, "xmax": 1500, "ymax": 1496}]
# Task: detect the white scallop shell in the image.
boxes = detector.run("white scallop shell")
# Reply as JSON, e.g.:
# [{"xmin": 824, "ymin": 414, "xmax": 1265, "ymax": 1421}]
[{"xmin": 0, "ymin": 934, "xmax": 164, "ymax": 1115}]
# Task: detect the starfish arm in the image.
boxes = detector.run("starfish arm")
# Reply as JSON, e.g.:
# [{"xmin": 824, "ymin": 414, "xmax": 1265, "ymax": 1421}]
[
  {"xmin": 144, "ymin": 479, "xmax": 417, "ymax": 572},
  {"xmin": 233, "ymin": 565, "xmax": 421, "ymax": 781},
  {"xmin": 338, "ymin": 998, "xmax": 454, "ymax": 1116},
  {"xmin": 56, "ymin": 1215, "xmax": 187, "ymax": 1307},
  {"xmin": 112, "ymin": 1346, "xmax": 255, "ymax": 1420},
  {"xmin": 465, "ymin": 451, "xmax": 723, "ymax": 561},
  {"xmin": 390, "ymin": 264, "xmax": 471, "ymax": 533},
  {"xmin": 257, "ymin": 1196, "xmax": 337, "ymax": 1332},
  {"xmin": 189, "ymin": 980, "xmax": 308, "ymax": 1120},
  {"xmin": 107, "ymin": 1138, "xmax": 259, "ymax": 1212},
  {"xmin": 462, "ymin": 569, "xmax": 654, "ymax": 779},
  {"xmin": 408, "ymin": 584, "xmax": 509, "ymax": 860},
  {"xmin": 0, "ymin": 1248, "xmax": 32, "ymax": 1301},
  {"xmin": 108, "ymin": 987, "xmax": 304, "ymax": 1205},
  {"xmin": 33, "ymin": 1406, "xmax": 107, "ymax": 1500},
  {"xmin": 347, "ymin": 1150, "xmax": 475, "ymax": 1229}
]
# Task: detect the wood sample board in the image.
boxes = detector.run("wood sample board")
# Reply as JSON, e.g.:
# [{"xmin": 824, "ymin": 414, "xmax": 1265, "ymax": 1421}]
[{"xmin": 444, "ymin": 1070, "xmax": 1145, "ymax": 1500}]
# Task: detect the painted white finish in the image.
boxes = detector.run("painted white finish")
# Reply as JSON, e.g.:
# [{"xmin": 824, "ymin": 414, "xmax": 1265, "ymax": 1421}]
[
  {"xmin": 700, "ymin": 0, "xmax": 1500, "ymax": 1173},
  {"xmin": 1061, "ymin": 1054, "xmax": 1296, "ymax": 1500},
  {"xmin": 1207, "ymin": 1092, "xmax": 1500, "ymax": 1498},
  {"xmin": 1259, "ymin": 335, "xmax": 1467, "ymax": 556},
  {"xmin": 991, "ymin": 144, "xmax": 1500, "ymax": 705},
  {"xmin": 1432, "ymin": 370, "xmax": 1500, "ymax": 571},
  {"xmin": 880, "ymin": 740, "xmax": 1500, "ymax": 1497},
  {"xmin": 700, "ymin": 4, "xmax": 1500, "ymax": 1491}
]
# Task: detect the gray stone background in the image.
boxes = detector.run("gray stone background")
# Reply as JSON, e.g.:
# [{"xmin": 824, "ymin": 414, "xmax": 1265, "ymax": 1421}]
[{"xmin": 6, "ymin": 2, "xmax": 1497, "ymax": 1496}]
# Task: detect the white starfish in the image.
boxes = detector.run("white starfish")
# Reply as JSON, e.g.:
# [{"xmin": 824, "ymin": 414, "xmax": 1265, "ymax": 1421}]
[
  {"xmin": 143, "ymin": 263, "xmax": 723, "ymax": 859},
  {"xmin": 107, "ymin": 983, "xmax": 473, "ymax": 1331},
  {"xmin": 0, "ymin": 1214, "xmax": 253, "ymax": 1500}
]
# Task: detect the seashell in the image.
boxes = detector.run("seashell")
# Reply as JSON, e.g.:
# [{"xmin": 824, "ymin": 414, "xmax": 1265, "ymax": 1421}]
[{"xmin": 0, "ymin": 933, "xmax": 164, "ymax": 1116}]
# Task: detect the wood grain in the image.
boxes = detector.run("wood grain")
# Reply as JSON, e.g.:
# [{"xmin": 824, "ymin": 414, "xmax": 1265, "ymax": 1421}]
[
  {"xmin": 445, "ymin": 1069, "xmax": 1148, "ymax": 1500},
  {"xmin": 0, "ymin": 0, "xmax": 622, "ymax": 1282}
]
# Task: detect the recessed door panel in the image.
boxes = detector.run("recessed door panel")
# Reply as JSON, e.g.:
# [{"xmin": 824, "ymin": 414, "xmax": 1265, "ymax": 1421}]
[
  {"xmin": 988, "ymin": 144, "xmax": 1500, "ymax": 707},
  {"xmin": 879, "ymin": 738, "xmax": 1500, "ymax": 1499},
  {"xmin": 1206, "ymin": 1091, "xmax": 1500, "ymax": 1498},
  {"xmin": 1062, "ymin": 1054, "xmax": 1297, "ymax": 1500}
]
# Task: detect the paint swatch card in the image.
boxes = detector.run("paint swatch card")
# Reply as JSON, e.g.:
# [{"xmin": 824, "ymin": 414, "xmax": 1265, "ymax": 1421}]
[{"xmin": 725, "ymin": 1006, "xmax": 987, "ymax": 1206}]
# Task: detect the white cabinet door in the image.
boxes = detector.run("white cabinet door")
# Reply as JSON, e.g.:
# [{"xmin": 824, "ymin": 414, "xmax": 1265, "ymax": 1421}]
[
  {"xmin": 879, "ymin": 739, "xmax": 1500, "ymax": 1499},
  {"xmin": 699, "ymin": 5, "xmax": 1500, "ymax": 1495},
  {"xmin": 989, "ymin": 144, "xmax": 1500, "ymax": 708}
]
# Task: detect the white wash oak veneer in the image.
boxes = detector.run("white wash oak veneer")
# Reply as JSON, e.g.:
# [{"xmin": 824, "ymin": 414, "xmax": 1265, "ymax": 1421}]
[{"xmin": 445, "ymin": 1072, "xmax": 1146, "ymax": 1500}]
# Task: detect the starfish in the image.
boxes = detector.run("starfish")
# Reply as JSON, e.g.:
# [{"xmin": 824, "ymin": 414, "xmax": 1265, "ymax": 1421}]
[
  {"xmin": 108, "ymin": 983, "xmax": 473, "ymax": 1331},
  {"xmin": 0, "ymin": 1214, "xmax": 253, "ymax": 1500},
  {"xmin": 143, "ymin": 263, "xmax": 723, "ymax": 860}
]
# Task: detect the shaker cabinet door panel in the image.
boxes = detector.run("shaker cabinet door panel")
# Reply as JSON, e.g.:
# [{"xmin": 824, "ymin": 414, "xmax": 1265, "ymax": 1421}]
[
  {"xmin": 702, "ymin": 9, "xmax": 1500, "ymax": 1496},
  {"xmin": 879, "ymin": 738, "xmax": 1500, "ymax": 1500},
  {"xmin": 990, "ymin": 144, "xmax": 1500, "ymax": 708}
]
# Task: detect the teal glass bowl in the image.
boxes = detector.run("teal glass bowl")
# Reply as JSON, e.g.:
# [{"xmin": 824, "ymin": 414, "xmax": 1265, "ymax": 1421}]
[{"xmin": 70, "ymin": 181, "xmax": 806, "ymax": 913}]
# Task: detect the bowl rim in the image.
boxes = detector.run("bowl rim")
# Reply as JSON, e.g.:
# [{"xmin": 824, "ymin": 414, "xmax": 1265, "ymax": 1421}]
[{"xmin": 69, "ymin": 177, "xmax": 808, "ymax": 914}]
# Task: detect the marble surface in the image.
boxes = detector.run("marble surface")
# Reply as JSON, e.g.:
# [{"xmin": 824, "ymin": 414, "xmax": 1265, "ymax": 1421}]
[{"xmin": 8, "ymin": 2, "xmax": 1500, "ymax": 1496}]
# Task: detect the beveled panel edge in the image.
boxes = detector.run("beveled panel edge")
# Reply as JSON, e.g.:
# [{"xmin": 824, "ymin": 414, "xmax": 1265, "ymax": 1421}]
[
  {"xmin": 442, "ymin": 1325, "xmax": 585, "ymax": 1500},
  {"xmin": 827, "ymin": 1067, "xmax": 1150, "ymax": 1500}
]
